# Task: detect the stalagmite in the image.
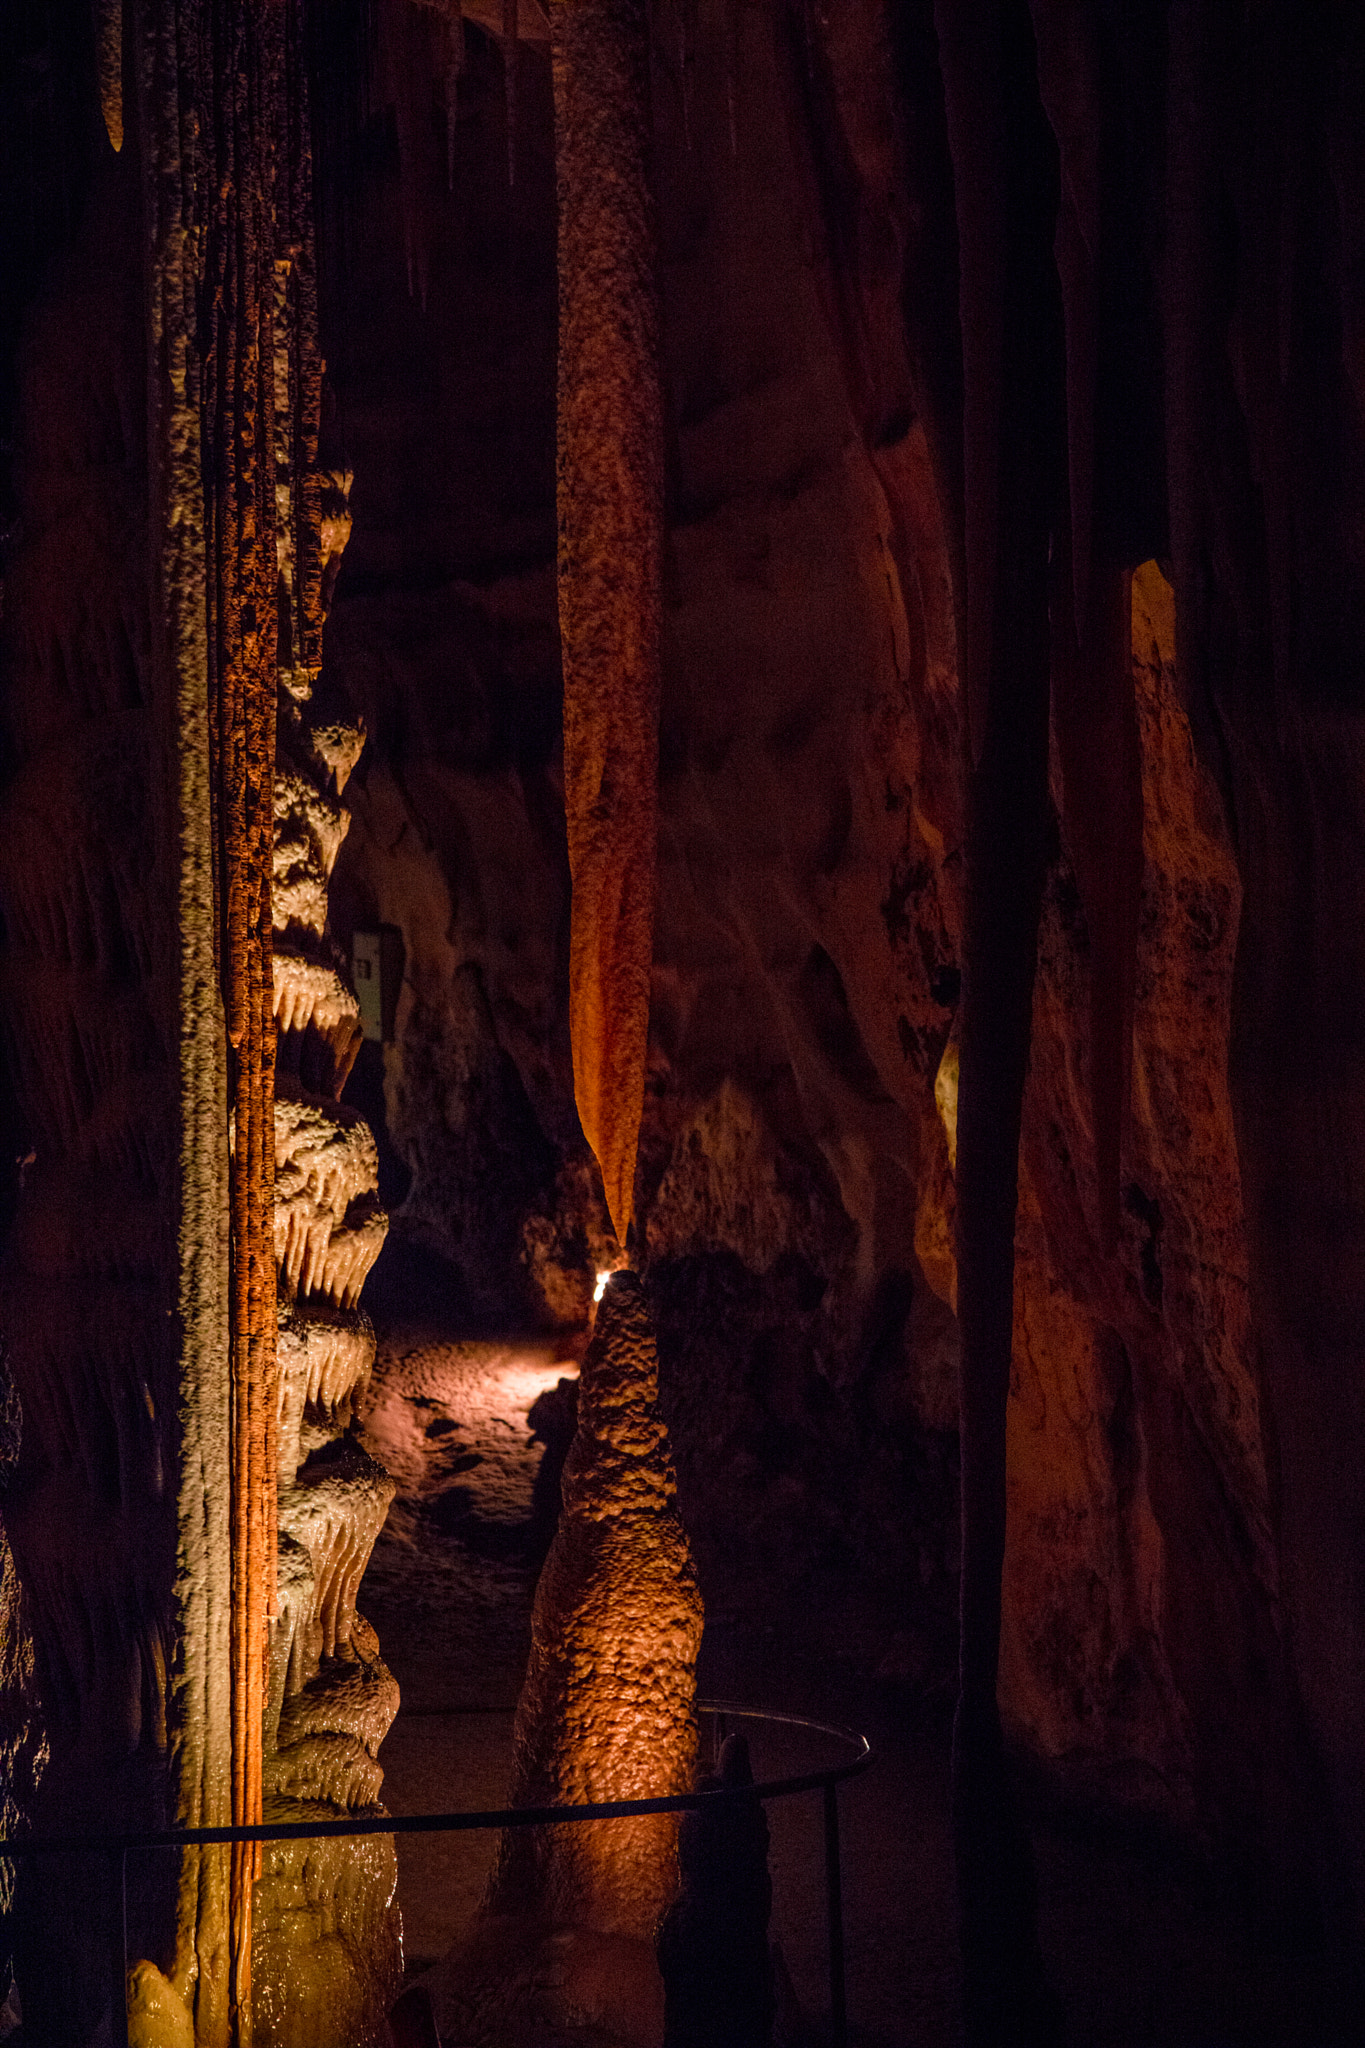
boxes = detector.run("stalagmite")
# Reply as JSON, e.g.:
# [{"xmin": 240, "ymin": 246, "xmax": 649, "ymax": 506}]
[
  {"xmin": 11, "ymin": 0, "xmax": 1365, "ymax": 2035},
  {"xmin": 476, "ymin": 1271, "xmax": 701, "ymax": 2017}
]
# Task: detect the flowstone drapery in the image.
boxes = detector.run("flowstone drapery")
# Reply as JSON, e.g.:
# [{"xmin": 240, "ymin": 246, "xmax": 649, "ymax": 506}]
[
  {"xmin": 254, "ymin": 250, "xmax": 400, "ymax": 2048},
  {"xmin": 212, "ymin": 6, "xmax": 401, "ymax": 2035}
]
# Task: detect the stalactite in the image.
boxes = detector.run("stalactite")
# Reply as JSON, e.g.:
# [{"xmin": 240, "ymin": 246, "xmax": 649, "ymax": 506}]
[
  {"xmin": 554, "ymin": 0, "xmax": 664, "ymax": 1251},
  {"xmin": 273, "ymin": 1090, "xmax": 388, "ymax": 1302},
  {"xmin": 677, "ymin": 0, "xmax": 696, "ymax": 152},
  {"xmin": 271, "ymin": 956, "xmax": 364, "ymax": 1092},
  {"xmin": 98, "ymin": 0, "xmax": 124, "ymax": 151},
  {"xmin": 0, "ymin": 0, "xmax": 398, "ymax": 2033},
  {"xmin": 278, "ymin": 1443, "xmax": 394, "ymax": 1663},
  {"xmin": 275, "ymin": 1300, "xmax": 374, "ymax": 1482},
  {"xmin": 251, "ymin": 12, "xmax": 403, "ymax": 2032},
  {"xmin": 479, "ymin": 4, "xmax": 703, "ymax": 1970},
  {"xmin": 379, "ymin": 0, "xmax": 433, "ymax": 305}
]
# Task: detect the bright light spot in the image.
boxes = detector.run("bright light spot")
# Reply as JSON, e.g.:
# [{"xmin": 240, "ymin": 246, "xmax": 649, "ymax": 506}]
[
  {"xmin": 494, "ymin": 1355, "xmax": 575, "ymax": 1411},
  {"xmin": 594, "ymin": 1269, "xmax": 611, "ymax": 1304}
]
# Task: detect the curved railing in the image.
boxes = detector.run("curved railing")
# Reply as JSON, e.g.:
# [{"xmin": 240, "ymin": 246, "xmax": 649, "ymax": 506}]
[{"xmin": 2, "ymin": 1700, "xmax": 875, "ymax": 2047}]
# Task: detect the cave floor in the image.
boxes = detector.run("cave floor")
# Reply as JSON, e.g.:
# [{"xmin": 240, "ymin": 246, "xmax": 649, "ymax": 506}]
[{"xmin": 357, "ymin": 1316, "xmax": 1360, "ymax": 2048}]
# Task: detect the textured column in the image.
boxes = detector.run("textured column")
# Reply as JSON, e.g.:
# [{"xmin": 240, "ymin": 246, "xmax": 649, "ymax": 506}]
[
  {"xmin": 554, "ymin": 0, "xmax": 663, "ymax": 1251},
  {"xmin": 0, "ymin": 3, "xmax": 400, "ymax": 2039},
  {"xmin": 139, "ymin": 0, "xmax": 238, "ymax": 2027},
  {"xmin": 486, "ymin": 1272, "xmax": 703, "ymax": 1940},
  {"xmin": 194, "ymin": 3, "xmax": 286, "ymax": 2024},
  {"xmin": 475, "ymin": 0, "xmax": 703, "ymax": 1987},
  {"xmin": 248, "ymin": 12, "xmax": 402, "ymax": 2040}
]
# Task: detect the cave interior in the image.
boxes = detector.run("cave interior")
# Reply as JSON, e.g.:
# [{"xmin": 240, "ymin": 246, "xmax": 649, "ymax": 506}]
[{"xmin": 2, "ymin": 1, "xmax": 1365, "ymax": 2045}]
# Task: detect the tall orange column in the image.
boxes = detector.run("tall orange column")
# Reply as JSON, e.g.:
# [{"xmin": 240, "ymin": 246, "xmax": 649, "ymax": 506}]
[
  {"xmin": 197, "ymin": 1, "xmax": 283, "ymax": 2031},
  {"xmin": 555, "ymin": 0, "xmax": 663, "ymax": 1255}
]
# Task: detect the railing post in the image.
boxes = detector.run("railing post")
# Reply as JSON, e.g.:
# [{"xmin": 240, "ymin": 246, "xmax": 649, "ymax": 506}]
[{"xmin": 823, "ymin": 1781, "xmax": 847, "ymax": 2048}]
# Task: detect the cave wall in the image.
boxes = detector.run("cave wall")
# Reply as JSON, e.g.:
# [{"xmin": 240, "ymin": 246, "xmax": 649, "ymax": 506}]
[
  {"xmin": 0, "ymin": 117, "xmax": 206, "ymax": 2037},
  {"xmin": 1159, "ymin": 4, "xmax": 1365, "ymax": 1915},
  {"xmin": 1004, "ymin": 566, "xmax": 1295, "ymax": 1857},
  {"xmin": 317, "ymin": 0, "xmax": 1314, "ymax": 1891},
  {"xmin": 0, "ymin": 6, "xmax": 404, "ymax": 2037},
  {"xmin": 4, "ymin": 0, "xmax": 1365, "ymax": 2012}
]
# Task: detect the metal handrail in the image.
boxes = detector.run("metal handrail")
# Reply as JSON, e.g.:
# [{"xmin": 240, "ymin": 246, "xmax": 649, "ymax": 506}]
[{"xmin": 1, "ymin": 1700, "xmax": 874, "ymax": 2047}]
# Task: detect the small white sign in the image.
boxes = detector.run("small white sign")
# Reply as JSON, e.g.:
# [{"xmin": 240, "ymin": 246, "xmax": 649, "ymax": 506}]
[{"xmin": 352, "ymin": 926, "xmax": 404, "ymax": 1043}]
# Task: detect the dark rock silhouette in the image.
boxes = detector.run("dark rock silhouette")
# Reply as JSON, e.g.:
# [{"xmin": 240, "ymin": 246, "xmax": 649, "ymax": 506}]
[{"xmin": 658, "ymin": 1733, "xmax": 776, "ymax": 2048}]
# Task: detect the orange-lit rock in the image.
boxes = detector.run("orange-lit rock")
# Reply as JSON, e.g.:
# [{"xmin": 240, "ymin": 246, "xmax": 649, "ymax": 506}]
[
  {"xmin": 1003, "ymin": 568, "xmax": 1295, "ymax": 1848},
  {"xmin": 486, "ymin": 1270, "xmax": 703, "ymax": 1936},
  {"xmin": 13, "ymin": 6, "xmax": 1365, "ymax": 2034},
  {"xmin": 424, "ymin": 1275, "xmax": 700, "ymax": 2047},
  {"xmin": 553, "ymin": 0, "xmax": 665, "ymax": 1251},
  {"xmin": 256, "ymin": 238, "xmax": 402, "ymax": 2048}
]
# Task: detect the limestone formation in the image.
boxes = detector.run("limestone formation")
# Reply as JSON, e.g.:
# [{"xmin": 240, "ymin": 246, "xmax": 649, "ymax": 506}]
[
  {"xmin": 554, "ymin": 0, "xmax": 665, "ymax": 1249},
  {"xmin": 252, "ymin": 476, "xmax": 401, "ymax": 2041},
  {"xmin": 10, "ymin": 0, "xmax": 1365, "ymax": 2038},
  {"xmin": 253, "ymin": 199, "xmax": 400, "ymax": 2048},
  {"xmin": 443, "ymin": 1273, "xmax": 701, "ymax": 2044},
  {"xmin": 456, "ymin": 10, "xmax": 703, "ymax": 2021},
  {"xmin": 488, "ymin": 1273, "xmax": 701, "ymax": 1936},
  {"xmin": 309, "ymin": 0, "xmax": 1341, "ymax": 1995},
  {"xmin": 273, "ymin": 1090, "xmax": 387, "ymax": 1307},
  {"xmin": 0, "ymin": 2, "xmax": 400, "ymax": 2037},
  {"xmin": 0, "ymin": 36, "xmax": 238, "ymax": 2032}
]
